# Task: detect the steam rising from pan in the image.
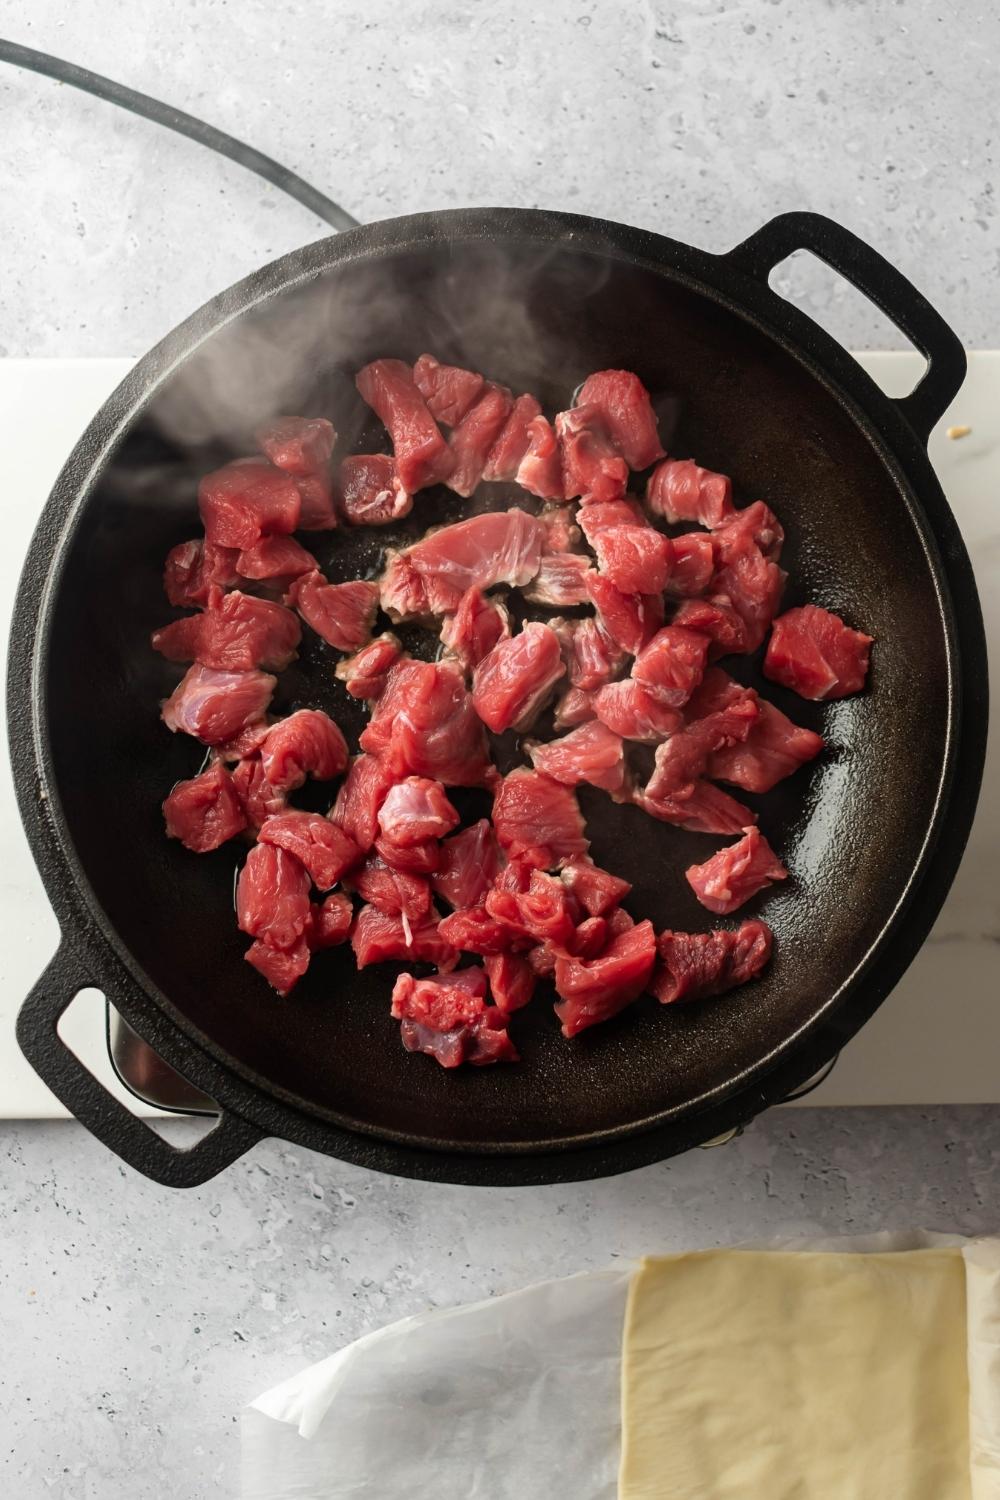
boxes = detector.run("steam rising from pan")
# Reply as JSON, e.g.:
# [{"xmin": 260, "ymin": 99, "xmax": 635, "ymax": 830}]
[{"xmin": 147, "ymin": 229, "xmax": 619, "ymax": 455}]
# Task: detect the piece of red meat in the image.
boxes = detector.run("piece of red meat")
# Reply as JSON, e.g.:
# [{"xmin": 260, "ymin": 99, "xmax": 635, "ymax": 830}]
[
  {"xmin": 437, "ymin": 907, "xmax": 524, "ymax": 955},
  {"xmin": 586, "ymin": 573, "xmax": 663, "ymax": 656},
  {"xmin": 391, "ymin": 969, "xmax": 517, "ymax": 1068},
  {"xmin": 764, "ymin": 604, "xmax": 873, "ymax": 701},
  {"xmin": 352, "ymin": 853, "xmax": 432, "ymax": 925},
  {"xmin": 257, "ymin": 415, "xmax": 336, "ymax": 476},
  {"xmin": 559, "ymin": 859, "xmax": 632, "ymax": 917},
  {"xmin": 527, "ymin": 941, "xmax": 558, "ymax": 977},
  {"xmin": 199, "ymin": 458, "xmax": 302, "ymax": 549},
  {"xmin": 556, "ymin": 405, "xmax": 629, "ymax": 502},
  {"xmin": 638, "ymin": 779, "xmax": 756, "ymax": 836},
  {"xmin": 591, "ymin": 679, "xmax": 682, "ymax": 742},
  {"xmin": 310, "ymin": 892, "xmax": 354, "ymax": 950},
  {"xmin": 492, "ymin": 769, "xmax": 589, "ymax": 869},
  {"xmin": 404, "ymin": 508, "xmax": 543, "ymax": 615},
  {"xmin": 645, "ymin": 457, "xmax": 734, "ymax": 528},
  {"xmin": 351, "ymin": 905, "xmax": 458, "ymax": 970},
  {"xmin": 412, "ymin": 354, "xmax": 485, "ymax": 427},
  {"xmin": 288, "ymin": 572, "xmax": 379, "ymax": 653},
  {"xmin": 432, "ymin": 820, "xmax": 500, "ymax": 910},
  {"xmin": 237, "ymin": 843, "xmax": 313, "ymax": 951},
  {"xmin": 230, "ymin": 755, "xmax": 289, "ymax": 830},
  {"xmin": 538, "ymin": 504, "xmax": 581, "ymax": 553},
  {"xmin": 359, "ymin": 660, "xmax": 426, "ymax": 758},
  {"xmin": 259, "ymin": 811, "xmax": 361, "ymax": 890},
  {"xmin": 491, "ymin": 859, "xmax": 535, "ymax": 896},
  {"xmin": 330, "ymin": 755, "xmax": 396, "ymax": 853},
  {"xmin": 335, "ymin": 633, "xmax": 403, "ymax": 699},
  {"xmin": 527, "ymin": 721, "xmax": 628, "ymax": 797},
  {"xmin": 710, "ymin": 518, "xmax": 787, "ymax": 652},
  {"xmin": 632, "ymin": 626, "xmax": 710, "ymax": 707},
  {"xmin": 554, "ymin": 687, "xmax": 597, "ymax": 730},
  {"xmin": 355, "ymin": 358, "xmax": 453, "ymax": 491},
  {"xmin": 392, "ymin": 964, "xmax": 488, "ymax": 1016},
  {"xmin": 400, "ymin": 1010, "xmax": 517, "ymax": 1067},
  {"xmin": 672, "ymin": 595, "xmax": 753, "ymax": 657},
  {"xmin": 362, "ymin": 659, "xmax": 493, "ymax": 787},
  {"xmin": 152, "ymin": 591, "xmax": 301, "ymax": 672},
  {"xmin": 164, "ymin": 539, "xmax": 240, "ymax": 608},
  {"xmin": 297, "ymin": 471, "xmax": 340, "ymax": 532},
  {"xmin": 379, "ymin": 550, "xmax": 430, "ymax": 622},
  {"xmin": 236, "ymin": 535, "xmax": 318, "ymax": 583},
  {"xmin": 684, "ymin": 665, "xmax": 760, "ymax": 730},
  {"xmin": 606, "ymin": 907, "xmax": 635, "ymax": 936},
  {"xmin": 650, "ymin": 920, "xmax": 773, "ymax": 1005},
  {"xmin": 577, "ymin": 496, "xmax": 649, "ymax": 534},
  {"xmin": 375, "ymin": 835, "xmax": 440, "ymax": 875},
  {"xmin": 487, "ymin": 868, "xmax": 579, "ymax": 951},
  {"xmin": 484, "ymin": 952, "xmax": 536, "ymax": 1013},
  {"xmin": 552, "ymin": 616, "xmax": 625, "ymax": 693},
  {"xmin": 377, "ymin": 778, "xmax": 460, "ymax": 846},
  {"xmin": 445, "ymin": 383, "xmax": 514, "ymax": 497},
  {"xmin": 667, "ymin": 533, "xmax": 717, "ymax": 597},
  {"xmin": 523, "ymin": 553, "xmax": 596, "ymax": 608},
  {"xmin": 260, "ymin": 710, "xmax": 349, "ymax": 790},
  {"xmin": 246, "ymin": 937, "xmax": 312, "ymax": 996},
  {"xmin": 554, "ymin": 918, "xmax": 656, "ymax": 1037},
  {"xmin": 163, "ymin": 762, "xmax": 247, "ymax": 852},
  {"xmin": 472, "ymin": 622, "xmax": 566, "ymax": 734},
  {"xmin": 592, "ymin": 525, "xmax": 673, "ymax": 595},
  {"xmin": 440, "ymin": 587, "xmax": 510, "ymax": 672},
  {"xmin": 569, "ymin": 914, "xmax": 609, "ymax": 959},
  {"xmin": 256, "ymin": 418, "xmax": 338, "ymax": 529},
  {"xmin": 715, "ymin": 500, "xmax": 784, "ymax": 563},
  {"xmin": 162, "ymin": 664, "xmax": 276, "ymax": 744},
  {"xmin": 516, "ymin": 414, "xmax": 566, "ymax": 500},
  {"xmin": 576, "ymin": 370, "xmax": 665, "ymax": 471},
  {"xmin": 214, "ymin": 720, "xmax": 273, "ymax": 762},
  {"xmin": 708, "ymin": 695, "xmax": 824, "ymax": 793},
  {"xmin": 686, "ymin": 826, "xmax": 788, "ymax": 914},
  {"xmin": 338, "ymin": 453, "xmax": 412, "ymax": 526},
  {"xmin": 483, "ymin": 393, "xmax": 543, "ymax": 481},
  {"xmin": 643, "ymin": 672, "xmax": 759, "ymax": 801}
]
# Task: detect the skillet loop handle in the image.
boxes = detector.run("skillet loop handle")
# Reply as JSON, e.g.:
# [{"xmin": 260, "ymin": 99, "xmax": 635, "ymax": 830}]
[
  {"xmin": 725, "ymin": 211, "xmax": 966, "ymax": 444},
  {"xmin": 16, "ymin": 942, "xmax": 262, "ymax": 1187}
]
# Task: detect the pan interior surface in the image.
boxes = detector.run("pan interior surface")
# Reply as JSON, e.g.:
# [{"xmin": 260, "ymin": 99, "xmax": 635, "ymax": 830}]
[{"xmin": 41, "ymin": 234, "xmax": 952, "ymax": 1150}]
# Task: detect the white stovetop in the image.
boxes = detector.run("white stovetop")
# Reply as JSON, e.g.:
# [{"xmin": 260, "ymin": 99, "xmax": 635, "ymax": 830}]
[{"xmin": 0, "ymin": 354, "xmax": 996, "ymax": 1118}]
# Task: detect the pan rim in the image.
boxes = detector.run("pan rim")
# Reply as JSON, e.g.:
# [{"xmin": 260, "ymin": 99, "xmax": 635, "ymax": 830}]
[{"xmin": 9, "ymin": 206, "xmax": 985, "ymax": 1160}]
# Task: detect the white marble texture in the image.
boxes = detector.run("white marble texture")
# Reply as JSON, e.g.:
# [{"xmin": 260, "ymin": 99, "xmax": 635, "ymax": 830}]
[{"xmin": 1, "ymin": 3, "xmax": 1000, "ymax": 1498}]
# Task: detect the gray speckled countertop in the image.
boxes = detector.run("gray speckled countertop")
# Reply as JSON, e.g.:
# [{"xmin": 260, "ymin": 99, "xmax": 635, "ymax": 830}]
[{"xmin": 2, "ymin": 3, "xmax": 999, "ymax": 1497}]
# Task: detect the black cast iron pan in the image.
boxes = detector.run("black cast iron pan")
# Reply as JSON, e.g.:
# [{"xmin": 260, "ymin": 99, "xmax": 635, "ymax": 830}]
[{"xmin": 8, "ymin": 209, "xmax": 988, "ymax": 1186}]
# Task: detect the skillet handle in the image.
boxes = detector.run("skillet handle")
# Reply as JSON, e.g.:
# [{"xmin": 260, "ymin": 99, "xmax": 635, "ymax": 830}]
[
  {"xmin": 16, "ymin": 943, "xmax": 263, "ymax": 1187},
  {"xmin": 725, "ymin": 211, "xmax": 966, "ymax": 444}
]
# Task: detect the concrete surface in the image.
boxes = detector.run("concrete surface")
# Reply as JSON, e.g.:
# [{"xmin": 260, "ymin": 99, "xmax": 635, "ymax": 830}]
[
  {"xmin": 2, "ymin": 0, "xmax": 999, "ymax": 359},
  {"xmin": 1, "ymin": 2, "xmax": 999, "ymax": 1497},
  {"xmin": 4, "ymin": 1110, "xmax": 1000, "ymax": 1498}
]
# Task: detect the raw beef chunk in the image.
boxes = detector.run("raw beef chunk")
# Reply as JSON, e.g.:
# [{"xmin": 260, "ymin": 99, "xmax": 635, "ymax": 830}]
[
  {"xmin": 651, "ymin": 921, "xmax": 773, "ymax": 1004},
  {"xmin": 163, "ymin": 762, "xmax": 247, "ymax": 852},
  {"xmin": 162, "ymin": 665, "xmax": 276, "ymax": 745},
  {"xmin": 355, "ymin": 358, "xmax": 453, "ymax": 491},
  {"xmin": 472, "ymin": 623, "xmax": 566, "ymax": 734},
  {"xmin": 764, "ymin": 604, "xmax": 873, "ymax": 701},
  {"xmin": 686, "ymin": 827, "xmax": 788, "ymax": 914},
  {"xmin": 338, "ymin": 454, "xmax": 412, "ymax": 526}
]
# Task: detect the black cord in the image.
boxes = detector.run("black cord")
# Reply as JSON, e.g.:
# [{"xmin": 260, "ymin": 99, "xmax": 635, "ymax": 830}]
[{"xmin": 0, "ymin": 36, "xmax": 359, "ymax": 232}]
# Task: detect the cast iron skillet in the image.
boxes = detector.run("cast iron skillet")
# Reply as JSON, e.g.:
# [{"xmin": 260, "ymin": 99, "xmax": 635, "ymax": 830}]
[{"xmin": 8, "ymin": 209, "xmax": 988, "ymax": 1187}]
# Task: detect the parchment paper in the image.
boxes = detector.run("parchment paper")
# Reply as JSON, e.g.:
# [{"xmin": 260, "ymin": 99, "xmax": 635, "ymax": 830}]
[{"xmin": 242, "ymin": 1233, "xmax": 1000, "ymax": 1500}]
